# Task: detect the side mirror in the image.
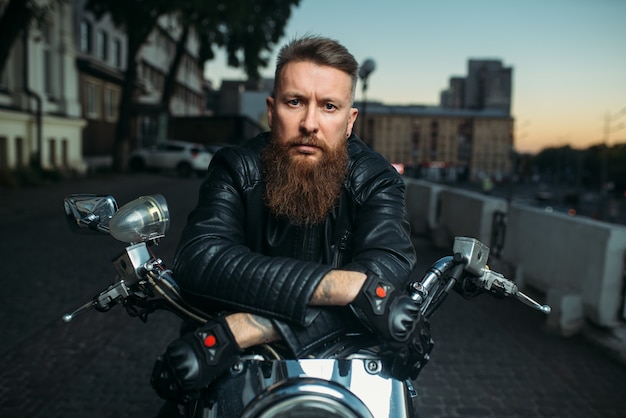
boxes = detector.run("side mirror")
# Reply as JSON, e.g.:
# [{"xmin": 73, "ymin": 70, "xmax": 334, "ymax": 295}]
[{"xmin": 64, "ymin": 194, "xmax": 118, "ymax": 234}]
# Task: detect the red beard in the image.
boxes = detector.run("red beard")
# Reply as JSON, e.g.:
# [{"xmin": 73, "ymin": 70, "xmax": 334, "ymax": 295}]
[{"xmin": 262, "ymin": 133, "xmax": 348, "ymax": 225}]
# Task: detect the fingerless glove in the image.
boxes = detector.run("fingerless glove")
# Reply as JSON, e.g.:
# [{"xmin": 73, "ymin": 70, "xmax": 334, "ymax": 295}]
[
  {"xmin": 151, "ymin": 316, "xmax": 242, "ymax": 403},
  {"xmin": 350, "ymin": 273, "xmax": 420, "ymax": 342}
]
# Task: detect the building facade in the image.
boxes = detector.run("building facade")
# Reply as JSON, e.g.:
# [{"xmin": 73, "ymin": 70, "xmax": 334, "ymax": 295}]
[
  {"xmin": 0, "ymin": 1, "xmax": 86, "ymax": 173},
  {"xmin": 72, "ymin": 0, "xmax": 126, "ymax": 165},
  {"xmin": 360, "ymin": 58, "xmax": 514, "ymax": 182},
  {"xmin": 440, "ymin": 59, "xmax": 513, "ymax": 114},
  {"xmin": 0, "ymin": 0, "xmax": 206, "ymax": 174},
  {"xmin": 73, "ymin": 0, "xmax": 205, "ymax": 165},
  {"xmin": 464, "ymin": 59, "xmax": 512, "ymax": 114},
  {"xmin": 358, "ymin": 104, "xmax": 513, "ymax": 182},
  {"xmin": 134, "ymin": 13, "xmax": 205, "ymax": 147}
]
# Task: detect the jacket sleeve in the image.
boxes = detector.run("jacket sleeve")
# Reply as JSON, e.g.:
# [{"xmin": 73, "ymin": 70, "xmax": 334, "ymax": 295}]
[
  {"xmin": 341, "ymin": 147, "xmax": 417, "ymax": 288},
  {"xmin": 172, "ymin": 145, "xmax": 332, "ymax": 326}
]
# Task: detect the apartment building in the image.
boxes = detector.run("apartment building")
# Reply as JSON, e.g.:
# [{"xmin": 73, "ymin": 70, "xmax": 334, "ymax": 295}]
[
  {"xmin": 0, "ymin": 1, "xmax": 86, "ymax": 173},
  {"xmin": 72, "ymin": 0, "xmax": 126, "ymax": 163},
  {"xmin": 0, "ymin": 0, "xmax": 205, "ymax": 174},
  {"xmin": 358, "ymin": 104, "xmax": 513, "ymax": 182},
  {"xmin": 359, "ymin": 59, "xmax": 514, "ymax": 182},
  {"xmin": 73, "ymin": 0, "xmax": 205, "ymax": 165}
]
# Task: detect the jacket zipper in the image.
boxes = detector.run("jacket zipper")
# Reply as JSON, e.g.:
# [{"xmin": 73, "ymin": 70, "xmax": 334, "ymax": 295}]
[{"xmin": 332, "ymin": 229, "xmax": 350, "ymax": 267}]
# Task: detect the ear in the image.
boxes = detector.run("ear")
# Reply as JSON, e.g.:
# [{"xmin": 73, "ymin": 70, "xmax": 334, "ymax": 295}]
[
  {"xmin": 266, "ymin": 96, "xmax": 275, "ymax": 129},
  {"xmin": 347, "ymin": 107, "xmax": 358, "ymax": 135}
]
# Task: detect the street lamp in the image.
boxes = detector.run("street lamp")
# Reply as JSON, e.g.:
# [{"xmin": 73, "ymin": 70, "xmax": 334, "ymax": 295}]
[{"xmin": 358, "ymin": 58, "xmax": 376, "ymax": 146}]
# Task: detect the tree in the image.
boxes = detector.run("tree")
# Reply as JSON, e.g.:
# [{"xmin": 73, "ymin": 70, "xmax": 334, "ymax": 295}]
[
  {"xmin": 86, "ymin": 0, "xmax": 175, "ymax": 171},
  {"xmin": 158, "ymin": 0, "xmax": 299, "ymax": 140},
  {"xmin": 0, "ymin": 0, "xmax": 63, "ymax": 79},
  {"xmin": 531, "ymin": 143, "xmax": 626, "ymax": 192},
  {"xmin": 219, "ymin": 0, "xmax": 300, "ymax": 80},
  {"xmin": 86, "ymin": 0, "xmax": 300, "ymax": 171}
]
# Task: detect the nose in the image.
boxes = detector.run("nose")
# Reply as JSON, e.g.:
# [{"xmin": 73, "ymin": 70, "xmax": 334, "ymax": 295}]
[{"xmin": 300, "ymin": 105, "xmax": 319, "ymax": 134}]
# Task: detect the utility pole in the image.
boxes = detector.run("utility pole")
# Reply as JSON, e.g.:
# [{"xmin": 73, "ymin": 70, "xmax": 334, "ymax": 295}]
[{"xmin": 599, "ymin": 107, "xmax": 626, "ymax": 220}]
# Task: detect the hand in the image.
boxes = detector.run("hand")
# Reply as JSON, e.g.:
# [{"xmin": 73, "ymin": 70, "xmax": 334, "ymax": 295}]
[
  {"xmin": 384, "ymin": 315, "xmax": 434, "ymax": 381},
  {"xmin": 349, "ymin": 273, "xmax": 420, "ymax": 342},
  {"xmin": 151, "ymin": 316, "xmax": 242, "ymax": 403}
]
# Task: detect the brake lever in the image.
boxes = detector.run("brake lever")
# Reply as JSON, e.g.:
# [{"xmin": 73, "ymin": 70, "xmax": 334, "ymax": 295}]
[
  {"xmin": 472, "ymin": 269, "xmax": 551, "ymax": 314},
  {"xmin": 62, "ymin": 280, "xmax": 131, "ymax": 322}
]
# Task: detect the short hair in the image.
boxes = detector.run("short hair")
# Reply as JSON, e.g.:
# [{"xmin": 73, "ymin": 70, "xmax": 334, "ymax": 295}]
[{"xmin": 273, "ymin": 35, "xmax": 359, "ymax": 101}]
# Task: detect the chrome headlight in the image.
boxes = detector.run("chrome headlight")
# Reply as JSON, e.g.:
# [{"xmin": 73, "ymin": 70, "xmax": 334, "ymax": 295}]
[
  {"xmin": 109, "ymin": 194, "xmax": 170, "ymax": 243},
  {"xmin": 241, "ymin": 377, "xmax": 374, "ymax": 418}
]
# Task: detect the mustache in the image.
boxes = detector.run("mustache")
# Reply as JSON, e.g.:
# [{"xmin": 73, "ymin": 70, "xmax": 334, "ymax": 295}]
[{"xmin": 285, "ymin": 135, "xmax": 327, "ymax": 150}]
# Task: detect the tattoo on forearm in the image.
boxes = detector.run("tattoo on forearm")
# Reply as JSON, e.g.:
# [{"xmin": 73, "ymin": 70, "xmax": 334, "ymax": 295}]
[
  {"xmin": 318, "ymin": 279, "xmax": 334, "ymax": 304},
  {"xmin": 246, "ymin": 314, "xmax": 277, "ymax": 344}
]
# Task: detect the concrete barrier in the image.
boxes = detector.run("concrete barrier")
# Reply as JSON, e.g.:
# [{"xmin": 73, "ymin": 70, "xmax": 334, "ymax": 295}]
[
  {"xmin": 434, "ymin": 187, "xmax": 508, "ymax": 250},
  {"xmin": 501, "ymin": 203, "xmax": 626, "ymax": 328},
  {"xmin": 404, "ymin": 179, "xmax": 447, "ymax": 238},
  {"xmin": 404, "ymin": 179, "xmax": 626, "ymax": 334}
]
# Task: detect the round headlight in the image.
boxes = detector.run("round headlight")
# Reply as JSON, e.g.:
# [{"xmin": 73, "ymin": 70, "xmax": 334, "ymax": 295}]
[
  {"xmin": 241, "ymin": 378, "xmax": 373, "ymax": 418},
  {"xmin": 109, "ymin": 194, "xmax": 170, "ymax": 243}
]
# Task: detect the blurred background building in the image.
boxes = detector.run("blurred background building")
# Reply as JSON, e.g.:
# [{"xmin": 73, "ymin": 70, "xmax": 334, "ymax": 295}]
[
  {"xmin": 0, "ymin": 0, "xmax": 206, "ymax": 173},
  {"xmin": 0, "ymin": 0, "xmax": 514, "ymax": 182},
  {"xmin": 356, "ymin": 59, "xmax": 513, "ymax": 182},
  {"xmin": 0, "ymin": 0, "xmax": 86, "ymax": 173},
  {"xmin": 73, "ymin": 0, "xmax": 206, "ymax": 169}
]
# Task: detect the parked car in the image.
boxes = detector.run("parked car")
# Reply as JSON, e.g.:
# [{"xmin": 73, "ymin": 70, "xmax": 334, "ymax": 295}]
[{"xmin": 129, "ymin": 140, "xmax": 213, "ymax": 177}]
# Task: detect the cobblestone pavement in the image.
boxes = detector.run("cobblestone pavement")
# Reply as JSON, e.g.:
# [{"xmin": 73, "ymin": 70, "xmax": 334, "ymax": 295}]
[
  {"xmin": 412, "ymin": 236, "xmax": 626, "ymax": 417},
  {"xmin": 1, "ymin": 173, "xmax": 625, "ymax": 417}
]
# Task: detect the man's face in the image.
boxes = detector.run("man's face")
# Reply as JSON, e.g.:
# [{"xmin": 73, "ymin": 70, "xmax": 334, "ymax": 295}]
[
  {"xmin": 266, "ymin": 61, "xmax": 358, "ymax": 163},
  {"xmin": 262, "ymin": 61, "xmax": 358, "ymax": 224}
]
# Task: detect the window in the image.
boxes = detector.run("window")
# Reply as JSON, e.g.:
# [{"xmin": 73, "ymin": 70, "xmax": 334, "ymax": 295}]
[
  {"xmin": 112, "ymin": 38, "xmax": 122, "ymax": 68},
  {"xmin": 163, "ymin": 144, "xmax": 184, "ymax": 152},
  {"xmin": 80, "ymin": 20, "xmax": 92, "ymax": 53},
  {"xmin": 48, "ymin": 138, "xmax": 57, "ymax": 167},
  {"xmin": 42, "ymin": 24, "xmax": 54, "ymax": 98},
  {"xmin": 0, "ymin": 136, "xmax": 7, "ymax": 169},
  {"xmin": 0, "ymin": 68, "xmax": 7, "ymax": 91},
  {"xmin": 104, "ymin": 86, "xmax": 119, "ymax": 121},
  {"xmin": 61, "ymin": 139, "xmax": 68, "ymax": 168},
  {"xmin": 86, "ymin": 80, "xmax": 101, "ymax": 119},
  {"xmin": 43, "ymin": 48, "xmax": 52, "ymax": 96},
  {"xmin": 96, "ymin": 29, "xmax": 108, "ymax": 61},
  {"xmin": 15, "ymin": 137, "xmax": 24, "ymax": 167}
]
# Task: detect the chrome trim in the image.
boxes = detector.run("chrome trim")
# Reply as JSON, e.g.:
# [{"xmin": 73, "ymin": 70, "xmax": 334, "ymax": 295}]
[{"xmin": 210, "ymin": 358, "xmax": 410, "ymax": 418}]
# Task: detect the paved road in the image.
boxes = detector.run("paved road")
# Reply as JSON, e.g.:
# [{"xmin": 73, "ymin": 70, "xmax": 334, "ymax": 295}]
[{"xmin": 1, "ymin": 173, "xmax": 625, "ymax": 417}]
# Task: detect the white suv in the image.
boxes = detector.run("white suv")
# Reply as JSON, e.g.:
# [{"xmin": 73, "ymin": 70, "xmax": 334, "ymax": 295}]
[{"xmin": 129, "ymin": 140, "xmax": 213, "ymax": 177}]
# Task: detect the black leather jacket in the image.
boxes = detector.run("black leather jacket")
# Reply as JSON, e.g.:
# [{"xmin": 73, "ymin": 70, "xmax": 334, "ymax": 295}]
[{"xmin": 173, "ymin": 132, "xmax": 416, "ymax": 355}]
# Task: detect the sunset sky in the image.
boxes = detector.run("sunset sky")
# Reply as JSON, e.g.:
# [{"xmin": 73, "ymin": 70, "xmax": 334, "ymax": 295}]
[{"xmin": 204, "ymin": 0, "xmax": 626, "ymax": 154}]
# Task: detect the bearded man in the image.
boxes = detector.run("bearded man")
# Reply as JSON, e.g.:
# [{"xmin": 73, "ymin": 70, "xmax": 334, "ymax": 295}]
[{"xmin": 151, "ymin": 35, "xmax": 432, "ymax": 403}]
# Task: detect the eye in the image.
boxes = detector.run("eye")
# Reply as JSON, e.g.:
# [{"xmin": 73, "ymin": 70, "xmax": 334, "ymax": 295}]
[
  {"xmin": 324, "ymin": 103, "xmax": 337, "ymax": 111},
  {"xmin": 287, "ymin": 99, "xmax": 301, "ymax": 106}
]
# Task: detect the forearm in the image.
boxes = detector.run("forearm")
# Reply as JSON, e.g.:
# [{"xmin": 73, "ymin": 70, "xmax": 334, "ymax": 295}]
[
  {"xmin": 309, "ymin": 269, "xmax": 366, "ymax": 306},
  {"xmin": 223, "ymin": 270, "xmax": 365, "ymax": 349},
  {"xmin": 225, "ymin": 312, "xmax": 281, "ymax": 349}
]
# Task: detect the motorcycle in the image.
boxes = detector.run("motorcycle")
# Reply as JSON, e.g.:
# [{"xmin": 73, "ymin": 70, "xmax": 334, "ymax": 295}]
[{"xmin": 62, "ymin": 193, "xmax": 551, "ymax": 418}]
